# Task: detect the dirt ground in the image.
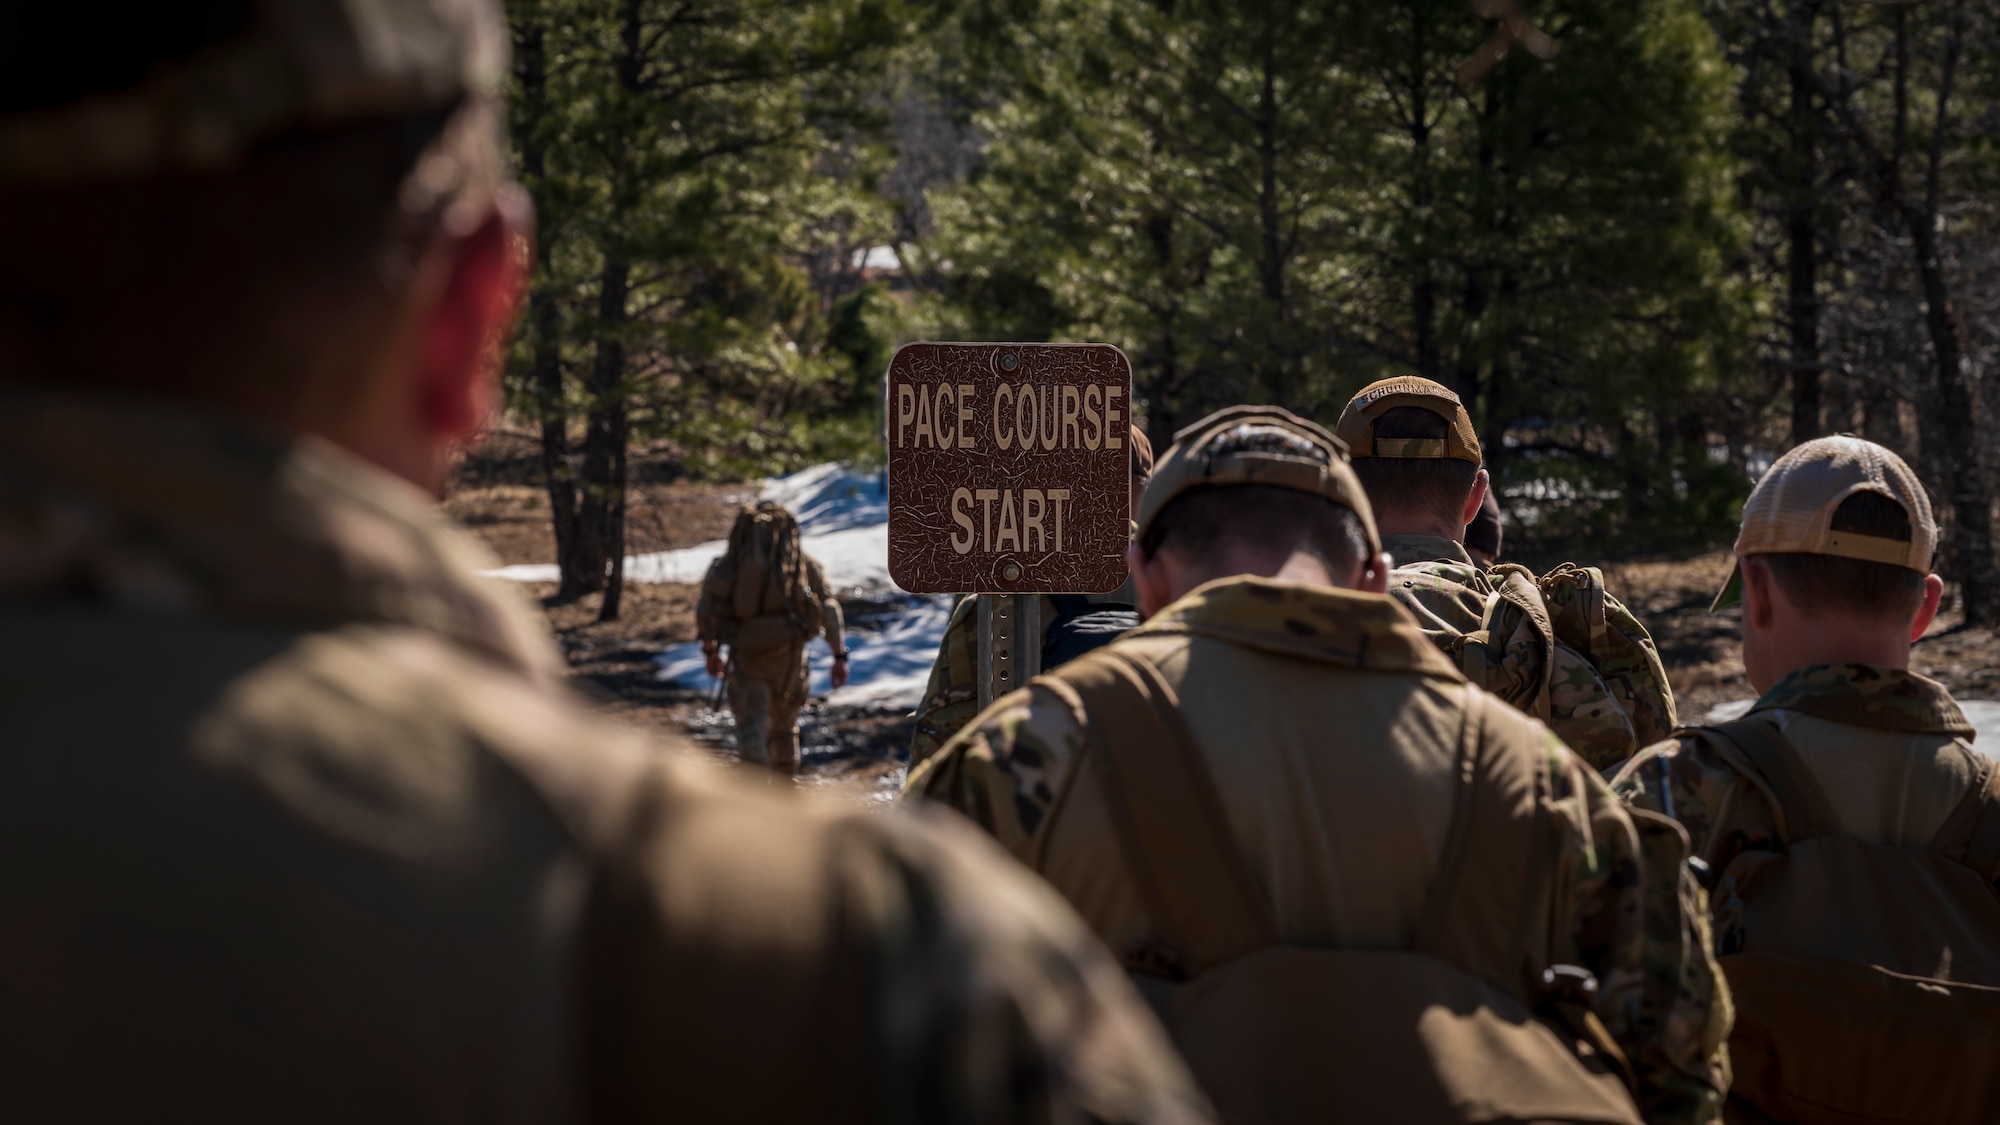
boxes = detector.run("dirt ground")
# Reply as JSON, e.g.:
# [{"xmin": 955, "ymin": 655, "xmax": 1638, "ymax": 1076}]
[{"xmin": 447, "ymin": 431, "xmax": 2000, "ymax": 800}]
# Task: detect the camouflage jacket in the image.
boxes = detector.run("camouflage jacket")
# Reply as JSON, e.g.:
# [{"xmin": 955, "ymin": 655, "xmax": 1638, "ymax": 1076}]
[
  {"xmin": 1612, "ymin": 665, "xmax": 1983, "ymax": 872},
  {"xmin": 909, "ymin": 578, "xmax": 1731, "ymax": 1124},
  {"xmin": 0, "ymin": 387, "xmax": 1209, "ymax": 1125},
  {"xmin": 909, "ymin": 580, "xmax": 1137, "ymax": 767},
  {"xmin": 1382, "ymin": 534, "xmax": 1676, "ymax": 771}
]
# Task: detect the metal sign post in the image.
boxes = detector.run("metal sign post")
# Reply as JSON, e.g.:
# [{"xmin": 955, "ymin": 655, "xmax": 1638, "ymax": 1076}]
[{"xmin": 975, "ymin": 593, "xmax": 1043, "ymax": 711}]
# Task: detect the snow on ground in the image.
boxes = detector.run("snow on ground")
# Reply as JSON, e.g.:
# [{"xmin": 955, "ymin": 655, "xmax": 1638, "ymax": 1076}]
[
  {"xmin": 1707, "ymin": 699, "xmax": 2000, "ymax": 758},
  {"xmin": 490, "ymin": 461, "xmax": 942, "ymax": 709},
  {"xmin": 488, "ymin": 463, "xmax": 893, "ymax": 590},
  {"xmin": 654, "ymin": 594, "xmax": 954, "ymax": 711}
]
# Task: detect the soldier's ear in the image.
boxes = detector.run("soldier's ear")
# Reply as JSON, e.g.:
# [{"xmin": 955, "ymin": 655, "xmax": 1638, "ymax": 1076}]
[
  {"xmin": 417, "ymin": 187, "xmax": 532, "ymax": 442},
  {"xmin": 1460, "ymin": 469, "xmax": 1490, "ymax": 532},
  {"xmin": 1129, "ymin": 542, "xmax": 1172, "ymax": 618},
  {"xmin": 1910, "ymin": 574, "xmax": 1945, "ymax": 642},
  {"xmin": 1359, "ymin": 552, "xmax": 1392, "ymax": 596},
  {"xmin": 1740, "ymin": 557, "xmax": 1778, "ymax": 630}
]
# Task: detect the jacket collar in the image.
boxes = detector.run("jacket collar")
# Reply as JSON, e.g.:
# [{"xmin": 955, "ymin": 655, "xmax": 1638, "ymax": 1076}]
[
  {"xmin": 1132, "ymin": 575, "xmax": 1465, "ymax": 679},
  {"xmin": 0, "ymin": 385, "xmax": 562, "ymax": 681},
  {"xmin": 1383, "ymin": 533, "xmax": 1476, "ymax": 568},
  {"xmin": 1751, "ymin": 663, "xmax": 1973, "ymax": 737}
]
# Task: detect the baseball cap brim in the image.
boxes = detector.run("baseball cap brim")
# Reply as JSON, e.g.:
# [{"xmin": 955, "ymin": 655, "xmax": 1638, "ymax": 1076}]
[{"xmin": 1711, "ymin": 562, "xmax": 1744, "ymax": 613}]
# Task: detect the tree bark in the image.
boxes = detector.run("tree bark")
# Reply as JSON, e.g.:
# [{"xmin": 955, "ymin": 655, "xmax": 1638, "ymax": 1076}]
[
  {"xmin": 1785, "ymin": 6, "xmax": 1822, "ymax": 444},
  {"xmin": 513, "ymin": 11, "xmax": 593, "ymax": 600},
  {"xmin": 581, "ymin": 252, "xmax": 630, "ymax": 621}
]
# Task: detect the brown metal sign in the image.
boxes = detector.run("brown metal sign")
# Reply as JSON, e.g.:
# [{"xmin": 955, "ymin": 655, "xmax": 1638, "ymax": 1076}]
[{"xmin": 887, "ymin": 343, "xmax": 1132, "ymax": 594}]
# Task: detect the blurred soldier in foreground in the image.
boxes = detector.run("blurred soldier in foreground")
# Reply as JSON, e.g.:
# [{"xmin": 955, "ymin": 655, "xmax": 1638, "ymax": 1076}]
[
  {"xmin": 0, "ymin": 4, "xmax": 1207, "ymax": 1121},
  {"xmin": 908, "ymin": 425, "xmax": 1153, "ymax": 766},
  {"xmin": 908, "ymin": 406, "xmax": 1730, "ymax": 1124},
  {"xmin": 1338, "ymin": 376, "xmax": 1676, "ymax": 769},
  {"xmin": 1613, "ymin": 436, "xmax": 2000, "ymax": 1124},
  {"xmin": 697, "ymin": 501, "xmax": 848, "ymax": 776}
]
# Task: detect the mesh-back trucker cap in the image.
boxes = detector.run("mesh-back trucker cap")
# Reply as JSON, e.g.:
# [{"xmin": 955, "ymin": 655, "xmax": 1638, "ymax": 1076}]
[
  {"xmin": 1135, "ymin": 405, "xmax": 1380, "ymax": 555},
  {"xmin": 0, "ymin": 0, "xmax": 506, "ymax": 186},
  {"xmin": 1333, "ymin": 376, "xmax": 1483, "ymax": 463},
  {"xmin": 1712, "ymin": 434, "xmax": 1937, "ymax": 611}
]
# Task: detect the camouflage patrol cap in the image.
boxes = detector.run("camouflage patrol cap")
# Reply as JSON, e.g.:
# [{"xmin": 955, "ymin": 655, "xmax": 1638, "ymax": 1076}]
[
  {"xmin": 1712, "ymin": 435, "xmax": 1938, "ymax": 611},
  {"xmin": 0, "ymin": 0, "xmax": 506, "ymax": 186},
  {"xmin": 1135, "ymin": 404, "xmax": 1381, "ymax": 554},
  {"xmin": 1333, "ymin": 376, "xmax": 1483, "ymax": 463}
]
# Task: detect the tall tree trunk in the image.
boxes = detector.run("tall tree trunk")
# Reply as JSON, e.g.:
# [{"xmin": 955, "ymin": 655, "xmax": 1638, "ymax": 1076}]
[
  {"xmin": 1408, "ymin": 16, "xmax": 1439, "ymax": 381},
  {"xmin": 513, "ymin": 11, "xmax": 592, "ymax": 600},
  {"xmin": 1785, "ymin": 6, "xmax": 1822, "ymax": 444},
  {"xmin": 581, "ymin": 253, "xmax": 630, "ymax": 621}
]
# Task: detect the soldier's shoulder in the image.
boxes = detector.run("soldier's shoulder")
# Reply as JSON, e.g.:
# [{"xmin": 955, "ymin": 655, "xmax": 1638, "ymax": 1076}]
[
  {"xmin": 632, "ymin": 764, "xmax": 1207, "ymax": 1122},
  {"xmin": 192, "ymin": 620, "xmax": 652, "ymax": 860}
]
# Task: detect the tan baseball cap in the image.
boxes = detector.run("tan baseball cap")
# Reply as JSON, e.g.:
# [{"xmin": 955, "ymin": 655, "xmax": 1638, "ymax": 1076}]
[
  {"xmin": 1135, "ymin": 405, "xmax": 1380, "ymax": 555},
  {"xmin": 1712, "ymin": 435, "xmax": 1938, "ymax": 611},
  {"xmin": 1333, "ymin": 376, "xmax": 1483, "ymax": 463},
  {"xmin": 0, "ymin": 0, "xmax": 505, "ymax": 186}
]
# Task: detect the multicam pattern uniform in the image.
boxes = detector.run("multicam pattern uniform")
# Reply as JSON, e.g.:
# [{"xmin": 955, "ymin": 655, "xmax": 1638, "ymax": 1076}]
[
  {"xmin": 910, "ymin": 578, "xmax": 1731, "ymax": 1125},
  {"xmin": 1383, "ymin": 533, "xmax": 1677, "ymax": 770},
  {"xmin": 1612, "ymin": 664, "xmax": 1983, "ymax": 875},
  {"xmin": 696, "ymin": 560, "xmax": 843, "ymax": 774},
  {"xmin": 0, "ymin": 388, "xmax": 1209, "ymax": 1124},
  {"xmin": 909, "ymin": 582, "xmax": 1137, "ymax": 767}
]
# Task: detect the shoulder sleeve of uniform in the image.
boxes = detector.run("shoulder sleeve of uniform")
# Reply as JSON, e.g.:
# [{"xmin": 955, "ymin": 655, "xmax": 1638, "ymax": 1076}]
[
  {"xmin": 908, "ymin": 597, "xmax": 980, "ymax": 768},
  {"xmin": 1610, "ymin": 734, "xmax": 1751, "ymax": 862},
  {"xmin": 903, "ymin": 681, "xmax": 1090, "ymax": 859},
  {"xmin": 1546, "ymin": 740, "xmax": 1731, "ymax": 1125},
  {"xmin": 583, "ymin": 759, "xmax": 1208, "ymax": 1123}
]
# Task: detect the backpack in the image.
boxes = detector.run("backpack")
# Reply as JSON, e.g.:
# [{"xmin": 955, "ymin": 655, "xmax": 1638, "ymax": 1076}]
[
  {"xmin": 1427, "ymin": 562, "xmax": 1675, "ymax": 770},
  {"xmin": 1040, "ymin": 594, "xmax": 1141, "ymax": 671},
  {"xmin": 701, "ymin": 503, "xmax": 824, "ymax": 653},
  {"xmin": 1035, "ymin": 648, "xmax": 1643, "ymax": 1125},
  {"xmin": 1684, "ymin": 716, "xmax": 2000, "ymax": 1124}
]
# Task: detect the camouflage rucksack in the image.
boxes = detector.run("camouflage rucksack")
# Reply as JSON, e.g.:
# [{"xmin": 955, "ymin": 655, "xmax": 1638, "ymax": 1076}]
[
  {"xmin": 1684, "ymin": 716, "xmax": 2000, "ymax": 1123},
  {"xmin": 1404, "ymin": 562, "xmax": 1675, "ymax": 770},
  {"xmin": 701, "ymin": 503, "xmax": 824, "ymax": 653}
]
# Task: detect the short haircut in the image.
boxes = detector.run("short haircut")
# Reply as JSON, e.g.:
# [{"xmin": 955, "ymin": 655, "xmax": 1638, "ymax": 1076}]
[
  {"xmin": 0, "ymin": 101, "xmax": 497, "ymax": 426},
  {"xmin": 1139, "ymin": 484, "xmax": 1369, "ymax": 581},
  {"xmin": 1755, "ymin": 491, "xmax": 1929, "ymax": 623},
  {"xmin": 1347, "ymin": 407, "xmax": 1479, "ymax": 531}
]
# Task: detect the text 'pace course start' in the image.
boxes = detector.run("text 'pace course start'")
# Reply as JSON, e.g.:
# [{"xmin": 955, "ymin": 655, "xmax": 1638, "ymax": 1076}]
[{"xmin": 886, "ymin": 343, "xmax": 1132, "ymax": 594}]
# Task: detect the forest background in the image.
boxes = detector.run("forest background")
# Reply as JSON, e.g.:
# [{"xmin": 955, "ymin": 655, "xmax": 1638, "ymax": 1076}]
[{"xmin": 500, "ymin": 0, "xmax": 2000, "ymax": 627}]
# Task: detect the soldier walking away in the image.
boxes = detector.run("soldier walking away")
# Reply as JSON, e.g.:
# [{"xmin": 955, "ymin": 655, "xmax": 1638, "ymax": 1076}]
[
  {"xmin": 1337, "ymin": 376, "xmax": 1677, "ymax": 769},
  {"xmin": 0, "ymin": 4, "xmax": 1210, "ymax": 1122},
  {"xmin": 908, "ymin": 406, "xmax": 1731, "ymax": 1125},
  {"xmin": 697, "ymin": 501, "xmax": 848, "ymax": 776},
  {"xmin": 908, "ymin": 425, "xmax": 1154, "ymax": 767},
  {"xmin": 1613, "ymin": 435, "xmax": 2000, "ymax": 1125}
]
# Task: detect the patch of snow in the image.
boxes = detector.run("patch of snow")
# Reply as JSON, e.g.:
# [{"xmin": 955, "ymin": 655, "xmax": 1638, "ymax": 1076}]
[
  {"xmin": 850, "ymin": 245, "xmax": 902, "ymax": 272},
  {"xmin": 655, "ymin": 594, "xmax": 954, "ymax": 711},
  {"xmin": 487, "ymin": 463, "xmax": 894, "ymax": 590},
  {"xmin": 1706, "ymin": 698, "xmax": 1998, "ymax": 759}
]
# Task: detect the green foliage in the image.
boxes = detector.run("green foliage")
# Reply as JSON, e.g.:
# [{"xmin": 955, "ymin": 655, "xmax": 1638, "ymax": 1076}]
[
  {"xmin": 921, "ymin": 0, "xmax": 1758, "ymax": 553},
  {"xmin": 506, "ymin": 0, "xmax": 918, "ymax": 479}
]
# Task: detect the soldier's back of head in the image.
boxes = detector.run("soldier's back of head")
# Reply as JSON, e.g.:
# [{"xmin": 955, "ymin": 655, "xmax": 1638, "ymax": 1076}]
[{"xmin": 0, "ymin": 5, "xmax": 1204, "ymax": 1120}]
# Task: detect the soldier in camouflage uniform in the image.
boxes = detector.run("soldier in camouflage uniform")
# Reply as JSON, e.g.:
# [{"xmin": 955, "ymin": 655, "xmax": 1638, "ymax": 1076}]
[
  {"xmin": 696, "ymin": 504, "xmax": 849, "ymax": 776},
  {"xmin": 0, "ymin": 5, "xmax": 1207, "ymax": 1121},
  {"xmin": 908, "ymin": 406, "xmax": 1730, "ymax": 1123},
  {"xmin": 1336, "ymin": 376, "xmax": 1676, "ymax": 768},
  {"xmin": 1611, "ymin": 436, "xmax": 1992, "ymax": 1119},
  {"xmin": 908, "ymin": 426, "xmax": 1154, "ymax": 766}
]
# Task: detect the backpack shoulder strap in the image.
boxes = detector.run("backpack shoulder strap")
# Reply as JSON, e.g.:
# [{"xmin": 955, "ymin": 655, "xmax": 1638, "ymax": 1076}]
[
  {"xmin": 1693, "ymin": 715, "xmax": 1841, "ymax": 843},
  {"xmin": 1929, "ymin": 751, "xmax": 2000, "ymax": 883},
  {"xmin": 1038, "ymin": 648, "xmax": 1281, "ymax": 977}
]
